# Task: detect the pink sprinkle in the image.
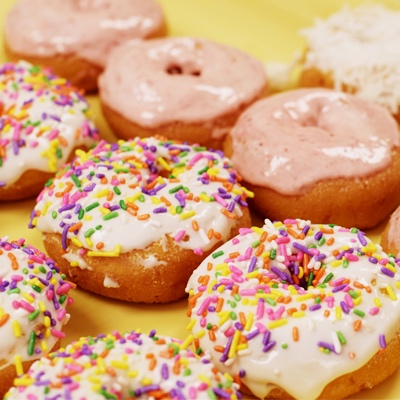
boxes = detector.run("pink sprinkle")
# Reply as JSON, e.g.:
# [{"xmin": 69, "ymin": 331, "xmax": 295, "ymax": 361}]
[
  {"xmin": 232, "ymin": 274, "xmax": 244, "ymax": 283},
  {"xmin": 283, "ymin": 218, "xmax": 297, "ymax": 224},
  {"xmin": 67, "ymin": 297, "xmax": 74, "ymax": 305},
  {"xmin": 369, "ymin": 307, "xmax": 380, "ymax": 315},
  {"xmin": 255, "ymin": 322, "xmax": 267, "ymax": 333},
  {"xmin": 256, "ymin": 299, "xmax": 265, "ymax": 320},
  {"xmin": 196, "ymin": 296, "xmax": 212, "ymax": 316},
  {"xmin": 224, "ymin": 327, "xmax": 235, "ymax": 337},
  {"xmin": 57, "ymin": 309, "xmax": 67, "ymax": 321},
  {"xmin": 12, "ymin": 300, "xmax": 20, "ymax": 309},
  {"xmin": 62, "ymin": 192, "xmax": 69, "ymax": 207},
  {"xmin": 220, "ymin": 278, "xmax": 233, "ymax": 285},
  {"xmin": 296, "ymin": 251, "xmax": 304, "ymax": 261},
  {"xmin": 30, "ymin": 255, "xmax": 45, "ymax": 264},
  {"xmin": 197, "ymin": 382, "xmax": 208, "ymax": 391},
  {"xmin": 50, "ymin": 328, "xmax": 66, "ymax": 339},
  {"xmin": 20, "ymin": 300, "xmax": 35, "ymax": 313},
  {"xmin": 70, "ymin": 191, "xmax": 83, "ymax": 203},
  {"xmin": 193, "ymin": 248, "xmax": 203, "ymax": 256},
  {"xmin": 197, "ymin": 285, "xmax": 207, "ymax": 292},
  {"xmin": 46, "ymin": 290, "xmax": 54, "ymax": 301},
  {"xmin": 229, "ymin": 264, "xmax": 243, "ymax": 275},
  {"xmin": 175, "ymin": 230, "xmax": 186, "ymax": 242},
  {"xmin": 48, "ymin": 129, "xmax": 59, "ymax": 140},
  {"xmin": 325, "ymin": 296, "xmax": 335, "ymax": 308},
  {"xmin": 345, "ymin": 253, "xmax": 359, "ymax": 262},
  {"xmin": 338, "ymin": 228, "xmax": 350, "ymax": 232},
  {"xmin": 331, "ymin": 277, "xmax": 346, "ymax": 287},
  {"xmin": 25, "ymin": 125, "xmax": 34, "ymax": 135},
  {"xmin": 232, "ymin": 238, "xmax": 240, "ymax": 245},
  {"xmin": 11, "ymin": 275, "xmax": 23, "ymax": 282},
  {"xmin": 212, "ymin": 193, "xmax": 228, "ymax": 207},
  {"xmin": 189, "ymin": 387, "xmax": 197, "ymax": 399},
  {"xmin": 143, "ymin": 150, "xmax": 156, "ymax": 161},
  {"xmin": 125, "ymin": 348, "xmax": 133, "ymax": 354},
  {"xmin": 379, "ymin": 258, "xmax": 389, "ymax": 265},
  {"xmin": 67, "ymin": 382, "xmax": 79, "ymax": 392},
  {"xmin": 29, "ymin": 140, "xmax": 39, "ymax": 148},
  {"xmin": 188, "ymin": 153, "xmax": 203, "ymax": 166},
  {"xmin": 56, "ymin": 283, "xmax": 72, "ymax": 295},
  {"xmin": 276, "ymin": 237, "xmax": 290, "ymax": 244},
  {"xmin": 239, "ymin": 228, "xmax": 253, "ymax": 235},
  {"xmin": 240, "ymin": 289, "xmax": 257, "ymax": 296},
  {"xmin": 200, "ymin": 317, "xmax": 207, "ymax": 328}
]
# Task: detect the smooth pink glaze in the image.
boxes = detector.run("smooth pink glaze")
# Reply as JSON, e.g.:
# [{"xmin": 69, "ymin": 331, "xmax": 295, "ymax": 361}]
[
  {"xmin": 5, "ymin": 0, "xmax": 165, "ymax": 67},
  {"xmin": 385, "ymin": 207, "xmax": 400, "ymax": 255},
  {"xmin": 230, "ymin": 88, "xmax": 399, "ymax": 195},
  {"xmin": 98, "ymin": 37, "xmax": 267, "ymax": 138}
]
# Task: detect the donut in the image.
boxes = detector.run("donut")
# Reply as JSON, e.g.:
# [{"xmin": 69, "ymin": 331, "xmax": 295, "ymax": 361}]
[
  {"xmin": 185, "ymin": 218, "xmax": 400, "ymax": 399},
  {"xmin": 0, "ymin": 61, "xmax": 99, "ymax": 202},
  {"xmin": 5, "ymin": 0, "xmax": 167, "ymax": 92},
  {"xmin": 29, "ymin": 136, "xmax": 252, "ymax": 303},
  {"xmin": 4, "ymin": 329, "xmax": 241, "ymax": 399},
  {"xmin": 381, "ymin": 206, "xmax": 400, "ymax": 257},
  {"xmin": 224, "ymin": 87, "xmax": 400, "ymax": 229},
  {"xmin": 297, "ymin": 4, "xmax": 400, "ymax": 122},
  {"xmin": 98, "ymin": 37, "xmax": 267, "ymax": 149},
  {"xmin": 0, "ymin": 237, "xmax": 74, "ymax": 398}
]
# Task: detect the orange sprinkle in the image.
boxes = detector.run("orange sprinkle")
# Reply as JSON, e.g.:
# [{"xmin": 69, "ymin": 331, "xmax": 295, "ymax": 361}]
[
  {"xmin": 192, "ymin": 220, "xmax": 199, "ymax": 231},
  {"xmin": 292, "ymin": 326, "xmax": 299, "ymax": 342},
  {"xmin": 286, "ymin": 308, "xmax": 297, "ymax": 316},
  {"xmin": 96, "ymin": 242, "xmax": 104, "ymax": 250},
  {"xmin": 324, "ymin": 310, "xmax": 330, "ymax": 318},
  {"xmin": 214, "ymin": 345, "xmax": 225, "ymax": 353},
  {"xmin": 216, "ymin": 298, "xmax": 224, "ymax": 313},
  {"xmin": 145, "ymin": 179, "xmax": 158, "ymax": 190},
  {"xmin": 353, "ymin": 320, "xmax": 362, "ymax": 331},
  {"xmin": 193, "ymin": 196, "xmax": 200, "ymax": 202},
  {"xmin": 221, "ymin": 208, "xmax": 237, "ymax": 219},
  {"xmin": 332, "ymin": 249, "xmax": 340, "ymax": 257},
  {"xmin": 326, "ymin": 237, "xmax": 335, "ymax": 245},
  {"xmin": 126, "ymin": 207, "xmax": 137, "ymax": 217},
  {"xmin": 194, "ymin": 338, "xmax": 200, "ymax": 350},
  {"xmin": 312, "ymin": 268, "xmax": 325, "ymax": 286},
  {"xmin": 231, "ymin": 285, "xmax": 239, "ymax": 296},
  {"xmin": 255, "ymin": 243, "xmax": 265, "ymax": 257},
  {"xmin": 155, "ymin": 338, "xmax": 166, "ymax": 345},
  {"xmin": 58, "ymin": 135, "xmax": 68, "ymax": 147},
  {"xmin": 100, "ymin": 350, "xmax": 109, "ymax": 358},
  {"xmin": 201, "ymin": 275, "xmax": 210, "ymax": 286},
  {"xmin": 287, "ymin": 227, "xmax": 300, "ymax": 239},
  {"xmin": 101, "ymin": 177, "xmax": 108, "ymax": 184},
  {"xmin": 239, "ymin": 312, "xmax": 246, "ymax": 327},
  {"xmin": 267, "ymin": 234, "xmax": 278, "ymax": 242},
  {"xmin": 229, "ymin": 252, "xmax": 240, "ymax": 259},
  {"xmin": 365, "ymin": 286, "xmax": 372, "ymax": 293},
  {"xmin": 349, "ymin": 352, "xmax": 356, "ymax": 359},
  {"xmin": 172, "ymin": 360, "xmax": 180, "ymax": 375},
  {"xmin": 214, "ymin": 231, "xmax": 222, "ymax": 240},
  {"xmin": 106, "ymin": 367, "xmax": 116, "ymax": 377},
  {"xmin": 149, "ymin": 358, "xmax": 157, "ymax": 371},
  {"xmin": 127, "ymin": 203, "xmax": 139, "ymax": 211},
  {"xmin": 106, "ymin": 191, "xmax": 114, "ymax": 202},
  {"xmin": 147, "ymin": 390, "xmax": 167, "ymax": 399},
  {"xmin": 161, "ymin": 196, "xmax": 171, "ymax": 206},
  {"xmin": 292, "ymin": 275, "xmax": 300, "ymax": 285},
  {"xmin": 8, "ymin": 253, "xmax": 18, "ymax": 270},
  {"xmin": 300, "ymin": 303, "xmax": 307, "ymax": 311},
  {"xmin": 277, "ymin": 295, "xmax": 285, "ymax": 303},
  {"xmin": 137, "ymin": 214, "xmax": 150, "ymax": 220},
  {"xmin": 68, "ymin": 222, "xmax": 83, "ymax": 232},
  {"xmin": 207, "ymin": 229, "xmax": 214, "ymax": 240},
  {"xmin": 207, "ymin": 262, "xmax": 213, "ymax": 271},
  {"xmin": 187, "ymin": 193, "xmax": 193, "ymax": 200},
  {"xmin": 284, "ymin": 296, "xmax": 292, "ymax": 304},
  {"xmin": 0, "ymin": 314, "xmax": 10, "ymax": 327},
  {"xmin": 208, "ymin": 330, "xmax": 216, "ymax": 341},
  {"xmin": 353, "ymin": 281, "xmax": 365, "ymax": 289},
  {"xmin": 260, "ymin": 231, "xmax": 268, "ymax": 242}
]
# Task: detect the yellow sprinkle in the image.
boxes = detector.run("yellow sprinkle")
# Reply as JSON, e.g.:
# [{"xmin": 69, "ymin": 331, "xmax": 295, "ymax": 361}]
[
  {"xmin": 14, "ymin": 354, "xmax": 24, "ymax": 376},
  {"xmin": 196, "ymin": 330, "xmax": 205, "ymax": 338},
  {"xmin": 180, "ymin": 210, "xmax": 196, "ymax": 220},
  {"xmin": 241, "ymin": 187, "xmax": 255, "ymax": 198},
  {"xmin": 169, "ymin": 205, "xmax": 177, "ymax": 215},
  {"xmin": 13, "ymin": 378, "xmax": 35, "ymax": 387},
  {"xmin": 218, "ymin": 311, "xmax": 230, "ymax": 326},
  {"xmin": 128, "ymin": 370, "xmax": 139, "ymax": 378},
  {"xmin": 94, "ymin": 189, "xmax": 109, "ymax": 199},
  {"xmin": 38, "ymin": 301, "xmax": 46, "ymax": 312},
  {"xmin": 217, "ymin": 285, "xmax": 226, "ymax": 293},
  {"xmin": 386, "ymin": 285, "xmax": 397, "ymax": 301},
  {"xmin": 298, "ymin": 267, "xmax": 304, "ymax": 279},
  {"xmin": 273, "ymin": 221, "xmax": 284, "ymax": 228},
  {"xmin": 172, "ymin": 166, "xmax": 185, "ymax": 176},
  {"xmin": 88, "ymin": 376, "xmax": 101, "ymax": 383},
  {"xmin": 96, "ymin": 357, "xmax": 106, "ymax": 373},
  {"xmin": 157, "ymin": 157, "xmax": 172, "ymax": 171},
  {"xmin": 396, "ymin": 282, "xmax": 400, "ymax": 290},
  {"xmin": 268, "ymin": 319, "xmax": 287, "ymax": 329},
  {"xmin": 41, "ymin": 202, "xmax": 52, "ymax": 216},
  {"xmin": 141, "ymin": 378, "xmax": 153, "ymax": 386},
  {"xmin": 199, "ymin": 193, "xmax": 211, "ymax": 202},
  {"xmin": 353, "ymin": 296, "xmax": 362, "ymax": 306},
  {"xmin": 292, "ymin": 311, "xmax": 306, "ymax": 318},
  {"xmin": 228, "ymin": 330, "xmax": 241, "ymax": 358},
  {"xmin": 296, "ymin": 294, "xmax": 313, "ymax": 302},
  {"xmin": 186, "ymin": 319, "xmax": 196, "ymax": 331},
  {"xmin": 246, "ymin": 271, "xmax": 259, "ymax": 279},
  {"xmin": 41, "ymin": 340, "xmax": 48, "ymax": 352},
  {"xmin": 335, "ymin": 305, "xmax": 342, "ymax": 320},
  {"xmin": 87, "ymin": 250, "xmax": 120, "ymax": 257},
  {"xmin": 180, "ymin": 334, "xmax": 194, "ymax": 350},
  {"xmin": 207, "ymin": 167, "xmax": 219, "ymax": 176},
  {"xmin": 85, "ymin": 237, "xmax": 93, "ymax": 247},
  {"xmin": 12, "ymin": 319, "xmax": 22, "ymax": 337},
  {"xmin": 71, "ymin": 237, "xmax": 83, "ymax": 248},
  {"xmin": 22, "ymin": 292, "xmax": 35, "ymax": 303},
  {"xmin": 111, "ymin": 360, "xmax": 129, "ymax": 370},
  {"xmin": 50, "ymin": 277, "xmax": 57, "ymax": 285},
  {"xmin": 384, "ymin": 263, "xmax": 397, "ymax": 274},
  {"xmin": 179, "ymin": 357, "xmax": 189, "ymax": 366},
  {"xmin": 151, "ymin": 197, "xmax": 162, "ymax": 204},
  {"xmin": 237, "ymin": 343, "xmax": 248, "ymax": 351},
  {"xmin": 84, "ymin": 215, "xmax": 93, "ymax": 221},
  {"xmin": 157, "ymin": 176, "xmax": 164, "ymax": 184},
  {"xmin": 330, "ymin": 260, "xmax": 342, "ymax": 268},
  {"xmin": 244, "ymin": 312, "xmax": 254, "ymax": 331},
  {"xmin": 43, "ymin": 316, "xmax": 51, "ymax": 328},
  {"xmin": 99, "ymin": 206, "xmax": 110, "ymax": 215},
  {"xmin": 242, "ymin": 298, "xmax": 249, "ymax": 305},
  {"xmin": 0, "ymin": 307, "xmax": 3, "ymax": 318},
  {"xmin": 261, "ymin": 251, "xmax": 270, "ymax": 259},
  {"xmin": 215, "ymin": 263, "xmax": 228, "ymax": 270}
]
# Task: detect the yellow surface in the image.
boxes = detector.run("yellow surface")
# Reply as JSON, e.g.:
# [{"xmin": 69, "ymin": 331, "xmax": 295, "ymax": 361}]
[{"xmin": 0, "ymin": 0, "xmax": 399, "ymax": 398}]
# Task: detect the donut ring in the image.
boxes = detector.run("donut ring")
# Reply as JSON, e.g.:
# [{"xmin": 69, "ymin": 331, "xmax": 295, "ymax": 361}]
[
  {"xmin": 186, "ymin": 219, "xmax": 400, "ymax": 399},
  {"xmin": 99, "ymin": 37, "xmax": 267, "ymax": 149},
  {"xmin": 381, "ymin": 206, "xmax": 400, "ymax": 257},
  {"xmin": 5, "ymin": 0, "xmax": 167, "ymax": 92},
  {"xmin": 0, "ymin": 237, "xmax": 74, "ymax": 398},
  {"xmin": 5, "ymin": 329, "xmax": 240, "ymax": 399},
  {"xmin": 29, "ymin": 136, "xmax": 252, "ymax": 303},
  {"xmin": 0, "ymin": 61, "xmax": 99, "ymax": 202},
  {"xmin": 225, "ymin": 88, "xmax": 400, "ymax": 229}
]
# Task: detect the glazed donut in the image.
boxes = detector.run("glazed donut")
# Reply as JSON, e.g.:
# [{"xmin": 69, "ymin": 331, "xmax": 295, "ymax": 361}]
[
  {"xmin": 98, "ymin": 37, "xmax": 267, "ymax": 149},
  {"xmin": 298, "ymin": 5, "xmax": 400, "ymax": 122},
  {"xmin": 224, "ymin": 88, "xmax": 400, "ymax": 229},
  {"xmin": 185, "ymin": 218, "xmax": 400, "ymax": 399},
  {"xmin": 29, "ymin": 136, "xmax": 252, "ymax": 303},
  {"xmin": 381, "ymin": 206, "xmax": 400, "ymax": 257},
  {"xmin": 0, "ymin": 61, "xmax": 99, "ymax": 202},
  {"xmin": 5, "ymin": 0, "xmax": 167, "ymax": 92},
  {"xmin": 5, "ymin": 329, "xmax": 240, "ymax": 399},
  {"xmin": 0, "ymin": 237, "xmax": 74, "ymax": 398}
]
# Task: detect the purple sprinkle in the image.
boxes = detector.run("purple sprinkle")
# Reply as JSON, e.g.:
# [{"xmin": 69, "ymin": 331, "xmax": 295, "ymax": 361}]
[
  {"xmin": 263, "ymin": 340, "xmax": 276, "ymax": 352},
  {"xmin": 369, "ymin": 257, "xmax": 378, "ymax": 264},
  {"xmin": 381, "ymin": 267, "xmax": 395, "ymax": 277},
  {"xmin": 309, "ymin": 304, "xmax": 321, "ymax": 311},
  {"xmin": 357, "ymin": 230, "xmax": 367, "ymax": 246},
  {"xmin": 340, "ymin": 301, "xmax": 350, "ymax": 314},
  {"xmin": 379, "ymin": 334, "xmax": 387, "ymax": 349},
  {"xmin": 245, "ymin": 329, "xmax": 260, "ymax": 340},
  {"xmin": 332, "ymin": 284, "xmax": 347, "ymax": 293},
  {"xmin": 248, "ymin": 256, "xmax": 257, "ymax": 273},
  {"xmin": 153, "ymin": 207, "xmax": 167, "ymax": 214},
  {"xmin": 262, "ymin": 330, "xmax": 271, "ymax": 345},
  {"xmin": 293, "ymin": 242, "xmax": 313, "ymax": 256},
  {"xmin": 314, "ymin": 231, "xmax": 323, "ymax": 240},
  {"xmin": 317, "ymin": 341, "xmax": 336, "ymax": 353}
]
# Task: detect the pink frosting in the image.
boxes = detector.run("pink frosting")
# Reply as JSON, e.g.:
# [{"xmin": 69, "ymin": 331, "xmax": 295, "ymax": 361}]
[
  {"xmin": 5, "ymin": 0, "xmax": 165, "ymax": 68},
  {"xmin": 385, "ymin": 207, "xmax": 400, "ymax": 255},
  {"xmin": 230, "ymin": 88, "xmax": 399, "ymax": 195},
  {"xmin": 98, "ymin": 37, "xmax": 267, "ymax": 139}
]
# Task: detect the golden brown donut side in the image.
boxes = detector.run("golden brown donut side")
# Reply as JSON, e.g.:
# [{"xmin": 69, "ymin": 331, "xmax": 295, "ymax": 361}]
[
  {"xmin": 224, "ymin": 136, "xmax": 400, "ymax": 229},
  {"xmin": 42, "ymin": 208, "xmax": 251, "ymax": 304}
]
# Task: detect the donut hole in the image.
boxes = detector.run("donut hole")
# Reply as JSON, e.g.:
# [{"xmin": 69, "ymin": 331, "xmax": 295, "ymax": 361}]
[{"xmin": 165, "ymin": 64, "xmax": 201, "ymax": 77}]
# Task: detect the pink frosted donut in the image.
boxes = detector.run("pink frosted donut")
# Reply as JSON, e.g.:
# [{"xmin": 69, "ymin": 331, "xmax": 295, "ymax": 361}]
[
  {"xmin": 225, "ymin": 88, "xmax": 400, "ymax": 229},
  {"xmin": 381, "ymin": 206, "xmax": 400, "ymax": 257},
  {"xmin": 5, "ymin": 0, "xmax": 167, "ymax": 91},
  {"xmin": 99, "ymin": 37, "xmax": 267, "ymax": 149}
]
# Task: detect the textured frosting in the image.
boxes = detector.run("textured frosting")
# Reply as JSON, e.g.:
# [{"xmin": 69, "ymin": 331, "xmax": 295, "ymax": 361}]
[
  {"xmin": 0, "ymin": 238, "xmax": 73, "ymax": 373},
  {"xmin": 5, "ymin": 330, "xmax": 240, "ymax": 399},
  {"xmin": 186, "ymin": 219, "xmax": 400, "ymax": 399},
  {"xmin": 0, "ymin": 61, "xmax": 99, "ymax": 188},
  {"xmin": 301, "ymin": 5, "xmax": 400, "ymax": 113},
  {"xmin": 5, "ymin": 0, "xmax": 165, "ymax": 68},
  {"xmin": 99, "ymin": 37, "xmax": 266, "ymax": 138},
  {"xmin": 30, "ymin": 137, "xmax": 251, "ymax": 263},
  {"xmin": 230, "ymin": 88, "xmax": 399, "ymax": 195}
]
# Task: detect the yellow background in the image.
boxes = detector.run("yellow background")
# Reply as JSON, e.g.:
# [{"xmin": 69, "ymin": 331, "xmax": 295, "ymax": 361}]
[{"xmin": 0, "ymin": 0, "xmax": 399, "ymax": 398}]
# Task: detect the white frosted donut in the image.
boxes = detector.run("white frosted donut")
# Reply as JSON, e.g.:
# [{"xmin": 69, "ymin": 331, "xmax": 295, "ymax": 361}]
[
  {"xmin": 99, "ymin": 37, "xmax": 267, "ymax": 148},
  {"xmin": 186, "ymin": 219, "xmax": 400, "ymax": 399},
  {"xmin": 0, "ymin": 237, "xmax": 74, "ymax": 398},
  {"xmin": 5, "ymin": 330, "xmax": 240, "ymax": 399},
  {"xmin": 5, "ymin": 0, "xmax": 167, "ymax": 91},
  {"xmin": 225, "ymin": 87, "xmax": 400, "ymax": 229},
  {"xmin": 0, "ymin": 61, "xmax": 99, "ymax": 201},
  {"xmin": 29, "ymin": 136, "xmax": 252, "ymax": 303}
]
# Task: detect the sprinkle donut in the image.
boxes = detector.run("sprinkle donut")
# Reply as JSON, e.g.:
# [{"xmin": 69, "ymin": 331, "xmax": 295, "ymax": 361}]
[
  {"xmin": 225, "ymin": 88, "xmax": 400, "ymax": 229},
  {"xmin": 5, "ymin": 0, "xmax": 167, "ymax": 91},
  {"xmin": 29, "ymin": 136, "xmax": 252, "ymax": 303},
  {"xmin": 0, "ymin": 61, "xmax": 99, "ymax": 202},
  {"xmin": 298, "ymin": 5, "xmax": 400, "ymax": 122},
  {"xmin": 99, "ymin": 37, "xmax": 267, "ymax": 149},
  {"xmin": 5, "ymin": 329, "xmax": 240, "ymax": 399},
  {"xmin": 185, "ymin": 219, "xmax": 400, "ymax": 399},
  {"xmin": 0, "ymin": 237, "xmax": 74, "ymax": 398}
]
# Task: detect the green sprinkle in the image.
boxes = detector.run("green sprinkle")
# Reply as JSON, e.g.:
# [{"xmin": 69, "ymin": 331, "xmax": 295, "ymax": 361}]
[
  {"xmin": 78, "ymin": 208, "xmax": 85, "ymax": 220},
  {"xmin": 342, "ymin": 259, "xmax": 349, "ymax": 268},
  {"xmin": 308, "ymin": 244, "xmax": 317, "ymax": 249},
  {"xmin": 271, "ymin": 283, "xmax": 279, "ymax": 289},
  {"xmin": 174, "ymin": 162, "xmax": 186, "ymax": 168},
  {"xmin": 7, "ymin": 288, "xmax": 21, "ymax": 295},
  {"xmin": 252, "ymin": 240, "xmax": 261, "ymax": 248},
  {"xmin": 324, "ymin": 348, "xmax": 331, "ymax": 354},
  {"xmin": 32, "ymin": 285, "xmax": 42, "ymax": 293},
  {"xmin": 44, "ymin": 178, "xmax": 53, "ymax": 187},
  {"xmin": 270, "ymin": 249, "xmax": 276, "ymax": 260},
  {"xmin": 349, "ymin": 290, "xmax": 359, "ymax": 299},
  {"xmin": 84, "ymin": 228, "xmax": 95, "ymax": 238},
  {"xmin": 85, "ymin": 202, "xmax": 99, "ymax": 212},
  {"xmin": 198, "ymin": 166, "xmax": 209, "ymax": 175},
  {"xmin": 169, "ymin": 185, "xmax": 183, "ymax": 194},
  {"xmin": 70, "ymin": 174, "xmax": 81, "ymax": 188},
  {"xmin": 353, "ymin": 309, "xmax": 365, "ymax": 318},
  {"xmin": 196, "ymin": 347, "xmax": 203, "ymax": 355},
  {"xmin": 56, "ymin": 147, "xmax": 62, "ymax": 159},
  {"xmin": 51, "ymin": 211, "xmax": 57, "ymax": 219},
  {"xmin": 183, "ymin": 368, "xmax": 192, "ymax": 376},
  {"xmin": 28, "ymin": 310, "xmax": 40, "ymax": 321},
  {"xmin": 307, "ymin": 272, "xmax": 314, "ymax": 287},
  {"xmin": 59, "ymin": 295, "xmax": 67, "ymax": 304},
  {"xmin": 282, "ymin": 343, "xmax": 288, "ymax": 349},
  {"xmin": 28, "ymin": 331, "xmax": 36, "ymax": 356},
  {"xmin": 266, "ymin": 297, "xmax": 277, "ymax": 306},
  {"xmin": 212, "ymin": 250, "xmax": 224, "ymax": 259},
  {"xmin": 207, "ymin": 389, "xmax": 217, "ymax": 400},
  {"xmin": 183, "ymin": 186, "xmax": 190, "ymax": 194},
  {"xmin": 113, "ymin": 186, "xmax": 121, "ymax": 195},
  {"xmin": 233, "ymin": 294, "xmax": 241, "ymax": 301},
  {"xmin": 350, "ymin": 227, "xmax": 358, "ymax": 233},
  {"xmin": 230, "ymin": 312, "xmax": 237, "ymax": 320},
  {"xmin": 318, "ymin": 237, "xmax": 326, "ymax": 246},
  {"xmin": 230, "ymin": 302, "xmax": 237, "ymax": 309},
  {"xmin": 206, "ymin": 323, "xmax": 213, "ymax": 330},
  {"xmin": 315, "ymin": 297, "xmax": 321, "ymax": 304},
  {"xmin": 139, "ymin": 194, "xmax": 145, "ymax": 202},
  {"xmin": 95, "ymin": 225, "xmax": 102, "ymax": 230},
  {"xmin": 39, "ymin": 266, "xmax": 47, "ymax": 274},
  {"xmin": 179, "ymin": 151, "xmax": 189, "ymax": 158},
  {"xmin": 336, "ymin": 331, "xmax": 347, "ymax": 345},
  {"xmin": 176, "ymin": 205, "xmax": 183, "ymax": 214},
  {"xmin": 323, "ymin": 272, "xmax": 334, "ymax": 283},
  {"xmin": 98, "ymin": 389, "xmax": 117, "ymax": 400},
  {"xmin": 103, "ymin": 211, "xmax": 119, "ymax": 221},
  {"xmin": 119, "ymin": 200, "xmax": 127, "ymax": 210},
  {"xmin": 114, "ymin": 168, "xmax": 129, "ymax": 173},
  {"xmin": 193, "ymin": 146, "xmax": 207, "ymax": 152}
]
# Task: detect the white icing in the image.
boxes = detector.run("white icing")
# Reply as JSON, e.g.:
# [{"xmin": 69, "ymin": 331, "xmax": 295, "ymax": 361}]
[
  {"xmin": 61, "ymin": 249, "xmax": 90, "ymax": 269},
  {"xmin": 103, "ymin": 275, "xmax": 120, "ymax": 288},
  {"xmin": 186, "ymin": 220, "xmax": 400, "ymax": 399},
  {"xmin": 301, "ymin": 5, "xmax": 400, "ymax": 113}
]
